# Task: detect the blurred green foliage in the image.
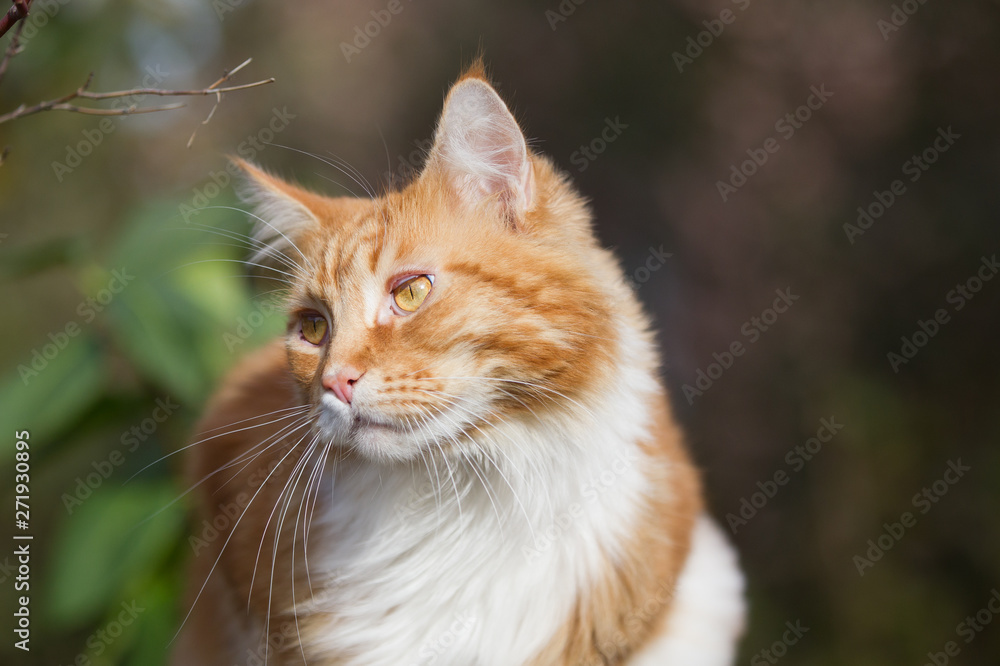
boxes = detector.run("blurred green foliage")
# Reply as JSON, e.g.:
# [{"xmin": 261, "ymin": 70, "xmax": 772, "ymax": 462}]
[
  {"xmin": 0, "ymin": 195, "xmax": 283, "ymax": 664},
  {"xmin": 2, "ymin": 0, "xmax": 1000, "ymax": 664}
]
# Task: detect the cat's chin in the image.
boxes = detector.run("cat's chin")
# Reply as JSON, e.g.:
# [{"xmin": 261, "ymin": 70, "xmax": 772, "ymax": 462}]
[
  {"xmin": 314, "ymin": 393, "xmax": 421, "ymax": 463},
  {"xmin": 343, "ymin": 424, "xmax": 418, "ymax": 463}
]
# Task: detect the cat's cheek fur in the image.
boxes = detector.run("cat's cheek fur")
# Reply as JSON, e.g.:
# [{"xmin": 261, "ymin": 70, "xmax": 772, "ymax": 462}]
[{"xmin": 285, "ymin": 339, "xmax": 322, "ymax": 397}]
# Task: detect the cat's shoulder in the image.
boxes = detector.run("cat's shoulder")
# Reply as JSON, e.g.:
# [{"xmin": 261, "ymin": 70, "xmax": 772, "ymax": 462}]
[{"xmin": 191, "ymin": 339, "xmax": 298, "ymax": 444}]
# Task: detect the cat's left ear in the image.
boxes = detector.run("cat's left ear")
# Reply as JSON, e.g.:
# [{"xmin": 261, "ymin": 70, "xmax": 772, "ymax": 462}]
[{"xmin": 423, "ymin": 73, "xmax": 534, "ymax": 228}]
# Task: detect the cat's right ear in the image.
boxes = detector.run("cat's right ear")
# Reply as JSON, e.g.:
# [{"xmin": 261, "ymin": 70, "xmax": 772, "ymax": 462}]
[
  {"xmin": 422, "ymin": 73, "xmax": 534, "ymax": 230},
  {"xmin": 232, "ymin": 158, "xmax": 324, "ymax": 266}
]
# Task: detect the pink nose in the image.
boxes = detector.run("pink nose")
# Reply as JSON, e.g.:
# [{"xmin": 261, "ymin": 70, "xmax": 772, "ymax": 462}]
[{"xmin": 323, "ymin": 366, "xmax": 364, "ymax": 405}]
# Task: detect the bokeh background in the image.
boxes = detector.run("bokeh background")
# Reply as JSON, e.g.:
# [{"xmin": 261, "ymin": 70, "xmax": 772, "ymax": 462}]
[{"xmin": 2, "ymin": 0, "xmax": 999, "ymax": 664}]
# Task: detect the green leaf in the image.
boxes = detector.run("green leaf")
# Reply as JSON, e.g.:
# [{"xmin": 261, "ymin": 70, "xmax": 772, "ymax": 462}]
[
  {"xmin": 121, "ymin": 576, "xmax": 179, "ymax": 666},
  {"xmin": 106, "ymin": 278, "xmax": 213, "ymax": 404},
  {"xmin": 0, "ymin": 332, "xmax": 106, "ymax": 467},
  {"xmin": 46, "ymin": 482, "xmax": 185, "ymax": 628},
  {"xmin": 103, "ymin": 201, "xmax": 269, "ymax": 401}
]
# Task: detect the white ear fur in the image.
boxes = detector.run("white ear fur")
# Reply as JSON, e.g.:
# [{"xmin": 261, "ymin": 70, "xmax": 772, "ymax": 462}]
[
  {"xmin": 234, "ymin": 162, "xmax": 318, "ymax": 267},
  {"xmin": 427, "ymin": 79, "xmax": 533, "ymax": 223}
]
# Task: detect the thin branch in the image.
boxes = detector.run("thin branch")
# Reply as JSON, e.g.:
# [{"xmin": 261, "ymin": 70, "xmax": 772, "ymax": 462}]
[
  {"xmin": 0, "ymin": 70, "xmax": 274, "ymax": 125},
  {"xmin": 77, "ymin": 78, "xmax": 274, "ymax": 100},
  {"xmin": 0, "ymin": 17, "xmax": 24, "ymax": 87},
  {"xmin": 187, "ymin": 57, "xmax": 254, "ymax": 148},
  {"xmin": 207, "ymin": 56, "xmax": 253, "ymax": 90},
  {"xmin": 0, "ymin": 0, "xmax": 31, "ymax": 40},
  {"xmin": 25, "ymin": 102, "xmax": 185, "ymax": 116}
]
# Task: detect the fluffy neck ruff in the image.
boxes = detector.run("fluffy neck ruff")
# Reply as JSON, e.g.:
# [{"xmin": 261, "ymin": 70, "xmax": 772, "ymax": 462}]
[{"xmin": 281, "ymin": 322, "xmax": 697, "ymax": 666}]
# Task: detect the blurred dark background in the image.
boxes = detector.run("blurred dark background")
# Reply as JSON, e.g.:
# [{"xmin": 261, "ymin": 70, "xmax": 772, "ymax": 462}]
[{"xmin": 2, "ymin": 0, "xmax": 999, "ymax": 664}]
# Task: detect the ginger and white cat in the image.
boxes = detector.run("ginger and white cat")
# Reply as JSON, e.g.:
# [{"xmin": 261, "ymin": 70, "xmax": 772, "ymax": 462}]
[{"xmin": 173, "ymin": 63, "xmax": 745, "ymax": 665}]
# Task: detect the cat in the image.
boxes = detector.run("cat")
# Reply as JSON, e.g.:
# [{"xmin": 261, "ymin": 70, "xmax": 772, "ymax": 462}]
[{"xmin": 172, "ymin": 62, "xmax": 745, "ymax": 665}]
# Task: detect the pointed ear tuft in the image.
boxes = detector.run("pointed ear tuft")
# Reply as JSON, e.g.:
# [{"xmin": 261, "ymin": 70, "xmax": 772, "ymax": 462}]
[
  {"xmin": 456, "ymin": 55, "xmax": 488, "ymax": 83},
  {"xmin": 231, "ymin": 158, "xmax": 319, "ymax": 266},
  {"xmin": 424, "ymin": 76, "xmax": 534, "ymax": 227}
]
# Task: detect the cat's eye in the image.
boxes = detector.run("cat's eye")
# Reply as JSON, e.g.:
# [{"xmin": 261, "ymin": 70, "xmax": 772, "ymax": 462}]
[
  {"xmin": 392, "ymin": 275, "xmax": 433, "ymax": 313},
  {"xmin": 300, "ymin": 312, "xmax": 328, "ymax": 345}
]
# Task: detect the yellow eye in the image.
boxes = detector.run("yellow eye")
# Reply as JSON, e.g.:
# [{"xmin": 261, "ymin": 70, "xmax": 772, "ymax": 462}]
[
  {"xmin": 393, "ymin": 275, "xmax": 433, "ymax": 312},
  {"xmin": 300, "ymin": 313, "xmax": 328, "ymax": 345}
]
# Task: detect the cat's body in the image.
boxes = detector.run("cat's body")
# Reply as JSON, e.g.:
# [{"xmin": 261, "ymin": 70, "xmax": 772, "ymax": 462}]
[{"xmin": 173, "ymin": 65, "xmax": 744, "ymax": 665}]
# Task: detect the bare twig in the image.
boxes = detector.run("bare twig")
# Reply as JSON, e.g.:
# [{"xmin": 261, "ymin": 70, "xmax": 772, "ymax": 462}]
[
  {"xmin": 75, "ymin": 78, "xmax": 274, "ymax": 100},
  {"xmin": 187, "ymin": 57, "xmax": 254, "ymax": 148},
  {"xmin": 0, "ymin": 18, "xmax": 24, "ymax": 87},
  {"xmin": 0, "ymin": 71, "xmax": 275, "ymax": 125},
  {"xmin": 0, "ymin": 0, "xmax": 31, "ymax": 40}
]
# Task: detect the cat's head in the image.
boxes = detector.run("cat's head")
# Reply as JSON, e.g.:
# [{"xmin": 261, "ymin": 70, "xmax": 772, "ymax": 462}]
[{"xmin": 238, "ymin": 67, "xmax": 633, "ymax": 463}]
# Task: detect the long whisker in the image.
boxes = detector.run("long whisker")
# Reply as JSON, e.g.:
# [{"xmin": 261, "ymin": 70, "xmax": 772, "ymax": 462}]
[
  {"xmin": 457, "ymin": 446, "xmax": 505, "ymax": 541},
  {"xmin": 177, "ymin": 224, "xmax": 305, "ymax": 276},
  {"xmin": 422, "ymin": 396, "xmax": 534, "ymax": 542},
  {"xmin": 127, "ymin": 406, "xmax": 309, "ymax": 482},
  {"xmin": 270, "ymin": 435, "xmax": 320, "ymax": 666},
  {"xmin": 199, "ymin": 204, "xmax": 316, "ymax": 273},
  {"xmin": 414, "ymin": 411, "xmax": 465, "ymax": 525},
  {"xmin": 301, "ymin": 436, "xmax": 335, "ymax": 595},
  {"xmin": 135, "ymin": 417, "xmax": 313, "ymax": 533},
  {"xmin": 170, "ymin": 432, "xmax": 309, "ymax": 646},
  {"xmin": 211, "ymin": 415, "xmax": 316, "ymax": 492},
  {"xmin": 412, "ymin": 386, "xmax": 554, "ymax": 523},
  {"xmin": 169, "ymin": 257, "xmax": 302, "ymax": 281},
  {"xmin": 418, "ymin": 376, "xmax": 599, "ymax": 425},
  {"xmin": 251, "ymin": 434, "xmax": 318, "ymax": 609},
  {"xmin": 266, "ymin": 143, "xmax": 377, "ymax": 200},
  {"xmin": 172, "ymin": 220, "xmax": 304, "ymax": 269}
]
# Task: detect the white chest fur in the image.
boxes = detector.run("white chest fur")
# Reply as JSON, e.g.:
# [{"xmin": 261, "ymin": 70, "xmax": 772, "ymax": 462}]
[{"xmin": 299, "ymin": 392, "xmax": 658, "ymax": 666}]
